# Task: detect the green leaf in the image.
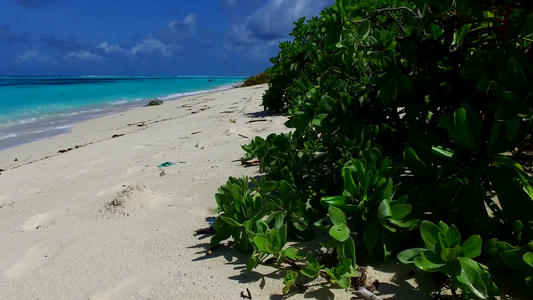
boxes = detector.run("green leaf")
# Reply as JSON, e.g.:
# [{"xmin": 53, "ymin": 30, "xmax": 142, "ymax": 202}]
[
  {"xmin": 301, "ymin": 265, "xmax": 322, "ymax": 278},
  {"xmin": 454, "ymin": 107, "xmax": 481, "ymax": 152},
  {"xmin": 383, "ymin": 178, "xmax": 393, "ymax": 201},
  {"xmin": 329, "ymin": 205, "xmax": 347, "ymax": 225},
  {"xmin": 342, "ymin": 237, "xmax": 357, "ymax": 268},
  {"xmin": 460, "ymin": 67, "xmax": 481, "ymax": 80},
  {"xmin": 210, "ymin": 222, "xmax": 234, "ymax": 247},
  {"xmin": 260, "ymin": 181, "xmax": 278, "ymax": 193},
  {"xmin": 420, "ymin": 220, "xmax": 442, "ymax": 252},
  {"xmin": 342, "ymin": 166, "xmax": 358, "ymax": 196},
  {"xmin": 520, "ymin": 18, "xmax": 533, "ymax": 39},
  {"xmin": 275, "ymin": 211, "xmax": 287, "ymax": 229},
  {"xmin": 334, "ymin": 276, "xmax": 352, "ymax": 289},
  {"xmin": 414, "ymin": 251, "xmax": 446, "ymax": 271},
  {"xmin": 477, "ymin": 74, "xmax": 490, "ymax": 92},
  {"xmin": 330, "ymin": 224, "xmax": 350, "ymax": 242},
  {"xmin": 284, "ymin": 247, "xmax": 305, "ymax": 260},
  {"xmin": 488, "ymin": 120, "xmax": 503, "ymax": 150},
  {"xmin": 253, "ymin": 235, "xmax": 268, "ymax": 252},
  {"xmin": 430, "ymin": 146, "xmax": 454, "ymax": 160},
  {"xmin": 377, "ymin": 199, "xmax": 392, "ymax": 219},
  {"xmin": 441, "ymin": 246, "xmax": 461, "ymax": 262},
  {"xmin": 364, "ymin": 219, "xmax": 381, "ymax": 251},
  {"xmin": 382, "ymin": 230, "xmax": 393, "ymax": 261},
  {"xmin": 219, "ymin": 215, "xmax": 242, "ymax": 227},
  {"xmin": 389, "ymin": 218, "xmax": 420, "ymax": 229},
  {"xmin": 523, "ymin": 252, "xmax": 533, "ymax": 268},
  {"xmin": 321, "ymin": 196, "xmax": 348, "ymax": 208},
  {"xmin": 358, "ymin": 20, "xmax": 370, "ymax": 38},
  {"xmin": 445, "ymin": 225, "xmax": 461, "ymax": 247},
  {"xmin": 338, "ymin": 0, "xmax": 345, "ymax": 18},
  {"xmin": 279, "ymin": 223, "xmax": 288, "ymax": 247},
  {"xmin": 503, "ymin": 90, "xmax": 519, "ymax": 104},
  {"xmin": 283, "ymin": 271, "xmax": 298, "ymax": 294},
  {"xmin": 246, "ymin": 254, "xmax": 260, "ymax": 273},
  {"xmin": 456, "ymin": 257, "xmax": 488, "ymax": 299},
  {"xmin": 391, "ymin": 204, "xmax": 412, "ymax": 220},
  {"xmin": 440, "ymin": 106, "xmax": 482, "ymax": 153},
  {"xmin": 507, "ymin": 58, "xmax": 526, "ymax": 84},
  {"xmin": 301, "ymin": 252, "xmax": 323, "ymax": 278},
  {"xmin": 505, "ymin": 116, "xmax": 520, "ymax": 141},
  {"xmin": 398, "ymin": 248, "xmax": 426, "ymax": 267},
  {"xmin": 404, "ymin": 147, "xmax": 428, "ymax": 178},
  {"xmin": 461, "ymin": 235, "xmax": 482, "ymax": 258},
  {"xmin": 320, "ymin": 95, "xmax": 336, "ymax": 112},
  {"xmin": 312, "ymin": 113, "xmax": 328, "ymax": 127},
  {"xmin": 502, "ymin": 248, "xmax": 532, "ymax": 271}
]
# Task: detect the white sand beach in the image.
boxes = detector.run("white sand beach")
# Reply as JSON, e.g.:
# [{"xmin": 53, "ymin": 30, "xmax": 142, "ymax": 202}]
[{"xmin": 0, "ymin": 85, "xmax": 476, "ymax": 299}]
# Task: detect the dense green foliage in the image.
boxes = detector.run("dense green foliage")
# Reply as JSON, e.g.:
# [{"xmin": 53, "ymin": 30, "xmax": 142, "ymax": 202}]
[
  {"xmin": 212, "ymin": 0, "xmax": 533, "ymax": 297},
  {"xmin": 240, "ymin": 72, "xmax": 271, "ymax": 87}
]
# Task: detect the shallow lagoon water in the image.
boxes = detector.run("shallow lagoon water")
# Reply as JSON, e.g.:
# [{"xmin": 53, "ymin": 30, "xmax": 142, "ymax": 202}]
[{"xmin": 0, "ymin": 76, "xmax": 245, "ymax": 149}]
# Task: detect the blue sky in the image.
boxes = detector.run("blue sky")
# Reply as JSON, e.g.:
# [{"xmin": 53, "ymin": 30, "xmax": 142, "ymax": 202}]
[{"xmin": 0, "ymin": 0, "xmax": 333, "ymax": 76}]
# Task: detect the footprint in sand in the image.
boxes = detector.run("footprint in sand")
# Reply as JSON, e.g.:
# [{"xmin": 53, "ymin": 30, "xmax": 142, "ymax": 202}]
[
  {"xmin": 126, "ymin": 166, "xmax": 145, "ymax": 174},
  {"xmin": 82, "ymin": 158, "xmax": 109, "ymax": 167},
  {"xmin": 129, "ymin": 145, "xmax": 145, "ymax": 152},
  {"xmin": 65, "ymin": 169, "xmax": 88, "ymax": 179},
  {"xmin": 152, "ymin": 151, "xmax": 168, "ymax": 159},
  {"xmin": 20, "ymin": 209, "xmax": 67, "ymax": 231},
  {"xmin": 90, "ymin": 272, "xmax": 165, "ymax": 300},
  {"xmin": 96, "ymin": 183, "xmax": 131, "ymax": 197},
  {"xmin": 3, "ymin": 240, "xmax": 62, "ymax": 279}
]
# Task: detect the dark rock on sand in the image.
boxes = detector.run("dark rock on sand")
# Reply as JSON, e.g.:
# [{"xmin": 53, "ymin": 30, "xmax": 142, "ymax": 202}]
[{"xmin": 145, "ymin": 98, "xmax": 163, "ymax": 107}]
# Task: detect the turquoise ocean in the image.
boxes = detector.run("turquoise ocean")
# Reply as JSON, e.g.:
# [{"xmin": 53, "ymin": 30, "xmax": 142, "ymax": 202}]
[{"xmin": 0, "ymin": 76, "xmax": 246, "ymax": 150}]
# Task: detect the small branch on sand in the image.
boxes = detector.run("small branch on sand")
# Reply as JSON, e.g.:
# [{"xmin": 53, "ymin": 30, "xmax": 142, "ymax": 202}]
[
  {"xmin": 353, "ymin": 287, "xmax": 384, "ymax": 300},
  {"xmin": 111, "ymin": 134, "xmax": 124, "ymax": 138},
  {"xmin": 238, "ymin": 134, "xmax": 249, "ymax": 138},
  {"xmin": 58, "ymin": 148, "xmax": 73, "ymax": 154},
  {"xmin": 246, "ymin": 119, "xmax": 268, "ymax": 124},
  {"xmin": 240, "ymin": 288, "xmax": 252, "ymax": 299},
  {"xmin": 191, "ymin": 130, "xmax": 203, "ymax": 135},
  {"xmin": 127, "ymin": 121, "xmax": 145, "ymax": 127}
]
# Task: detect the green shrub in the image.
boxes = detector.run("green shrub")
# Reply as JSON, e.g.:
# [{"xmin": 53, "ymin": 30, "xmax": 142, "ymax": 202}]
[
  {"xmin": 240, "ymin": 72, "xmax": 271, "ymax": 87},
  {"xmin": 212, "ymin": 0, "xmax": 533, "ymax": 296}
]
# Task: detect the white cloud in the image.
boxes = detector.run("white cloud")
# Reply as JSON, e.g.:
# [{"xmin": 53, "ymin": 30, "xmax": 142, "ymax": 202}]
[
  {"xmin": 97, "ymin": 38, "xmax": 177, "ymax": 57},
  {"xmin": 183, "ymin": 14, "xmax": 197, "ymax": 27},
  {"xmin": 64, "ymin": 50, "xmax": 102, "ymax": 61},
  {"xmin": 97, "ymin": 41, "xmax": 124, "ymax": 54},
  {"xmin": 14, "ymin": 49, "xmax": 54, "ymax": 63},
  {"xmin": 130, "ymin": 38, "xmax": 174, "ymax": 57},
  {"xmin": 229, "ymin": 0, "xmax": 331, "ymax": 45},
  {"xmin": 160, "ymin": 14, "xmax": 197, "ymax": 44}
]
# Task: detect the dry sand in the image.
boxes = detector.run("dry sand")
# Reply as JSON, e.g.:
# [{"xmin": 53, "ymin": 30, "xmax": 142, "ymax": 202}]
[{"xmin": 2, "ymin": 84, "xmax": 517, "ymax": 299}]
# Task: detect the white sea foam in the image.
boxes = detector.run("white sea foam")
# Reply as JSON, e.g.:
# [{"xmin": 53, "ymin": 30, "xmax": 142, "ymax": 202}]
[
  {"xmin": 18, "ymin": 118, "xmax": 37, "ymax": 124},
  {"xmin": 0, "ymin": 133, "xmax": 16, "ymax": 140},
  {"xmin": 108, "ymin": 100, "xmax": 129, "ymax": 105},
  {"xmin": 53, "ymin": 125, "xmax": 72, "ymax": 130}
]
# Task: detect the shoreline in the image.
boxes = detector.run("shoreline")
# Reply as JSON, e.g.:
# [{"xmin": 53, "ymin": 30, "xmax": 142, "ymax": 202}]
[{"xmin": 0, "ymin": 77, "xmax": 244, "ymax": 151}]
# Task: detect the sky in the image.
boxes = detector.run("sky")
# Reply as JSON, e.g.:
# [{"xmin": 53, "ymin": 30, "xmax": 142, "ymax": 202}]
[{"xmin": 0, "ymin": 0, "xmax": 334, "ymax": 76}]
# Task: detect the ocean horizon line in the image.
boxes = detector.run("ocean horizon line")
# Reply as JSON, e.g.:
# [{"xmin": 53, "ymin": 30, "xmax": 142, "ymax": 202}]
[{"xmin": 0, "ymin": 74, "xmax": 254, "ymax": 78}]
